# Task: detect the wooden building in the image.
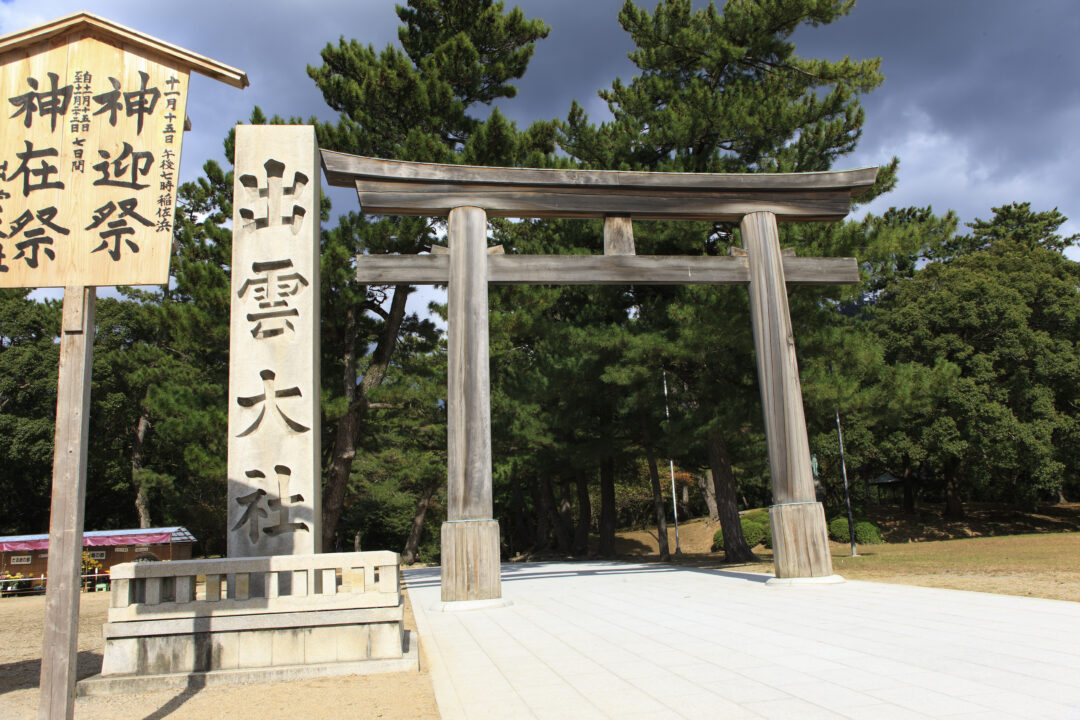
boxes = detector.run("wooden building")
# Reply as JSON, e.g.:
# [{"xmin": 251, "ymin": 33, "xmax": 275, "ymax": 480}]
[{"xmin": 0, "ymin": 526, "xmax": 196, "ymax": 579}]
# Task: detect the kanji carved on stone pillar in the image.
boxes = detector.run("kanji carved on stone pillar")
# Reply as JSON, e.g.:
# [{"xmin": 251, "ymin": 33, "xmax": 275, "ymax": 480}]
[{"xmin": 228, "ymin": 125, "xmax": 321, "ymax": 558}]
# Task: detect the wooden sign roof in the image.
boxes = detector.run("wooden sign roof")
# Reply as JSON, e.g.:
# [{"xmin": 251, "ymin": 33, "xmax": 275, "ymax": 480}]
[
  {"xmin": 0, "ymin": 13, "xmax": 245, "ymax": 288},
  {"xmin": 0, "ymin": 12, "xmax": 247, "ymax": 88}
]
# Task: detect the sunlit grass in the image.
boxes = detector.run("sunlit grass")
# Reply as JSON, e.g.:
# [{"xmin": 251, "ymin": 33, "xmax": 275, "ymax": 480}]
[{"xmin": 612, "ymin": 516, "xmax": 1080, "ymax": 602}]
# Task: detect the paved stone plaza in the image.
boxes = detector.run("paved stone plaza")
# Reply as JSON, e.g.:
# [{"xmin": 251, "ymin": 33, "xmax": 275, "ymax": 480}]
[{"xmin": 405, "ymin": 562, "xmax": 1080, "ymax": 719}]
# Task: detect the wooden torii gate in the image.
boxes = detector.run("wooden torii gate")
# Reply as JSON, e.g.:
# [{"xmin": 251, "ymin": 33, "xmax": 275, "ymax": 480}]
[{"xmin": 322, "ymin": 152, "xmax": 876, "ymax": 602}]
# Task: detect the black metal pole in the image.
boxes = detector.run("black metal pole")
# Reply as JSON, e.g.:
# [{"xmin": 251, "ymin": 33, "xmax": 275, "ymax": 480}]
[{"xmin": 835, "ymin": 408, "xmax": 857, "ymax": 557}]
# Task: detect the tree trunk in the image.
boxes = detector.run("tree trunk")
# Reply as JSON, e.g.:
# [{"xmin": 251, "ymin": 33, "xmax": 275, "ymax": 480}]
[
  {"xmin": 644, "ymin": 447, "xmax": 670, "ymax": 561},
  {"xmin": 401, "ymin": 484, "xmax": 434, "ymax": 564},
  {"xmin": 640, "ymin": 409, "xmax": 670, "ymax": 561},
  {"xmin": 558, "ymin": 479, "xmax": 574, "ymax": 551},
  {"xmin": 697, "ymin": 472, "xmax": 720, "ymax": 522},
  {"xmin": 532, "ymin": 476, "xmax": 551, "ymax": 552},
  {"xmin": 944, "ymin": 473, "xmax": 965, "ymax": 520},
  {"xmin": 544, "ymin": 476, "xmax": 571, "ymax": 554},
  {"xmin": 598, "ymin": 458, "xmax": 616, "ymax": 557},
  {"xmin": 510, "ymin": 474, "xmax": 533, "ymax": 557},
  {"xmin": 707, "ymin": 428, "xmax": 755, "ymax": 563},
  {"xmin": 322, "ymin": 285, "xmax": 410, "ymax": 551},
  {"xmin": 574, "ymin": 473, "xmax": 591, "ymax": 555},
  {"xmin": 680, "ymin": 484, "xmax": 690, "ymax": 521},
  {"xmin": 132, "ymin": 405, "xmax": 152, "ymax": 528},
  {"xmin": 902, "ymin": 466, "xmax": 916, "ymax": 515}
]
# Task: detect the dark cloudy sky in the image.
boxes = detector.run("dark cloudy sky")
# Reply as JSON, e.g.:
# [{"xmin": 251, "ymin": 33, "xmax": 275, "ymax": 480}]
[{"xmin": 4, "ymin": 0, "xmax": 1078, "ymax": 261}]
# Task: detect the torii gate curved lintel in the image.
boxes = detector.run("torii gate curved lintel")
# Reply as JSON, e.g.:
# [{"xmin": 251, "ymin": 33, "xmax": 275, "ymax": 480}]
[{"xmin": 322, "ymin": 151, "xmax": 877, "ymax": 602}]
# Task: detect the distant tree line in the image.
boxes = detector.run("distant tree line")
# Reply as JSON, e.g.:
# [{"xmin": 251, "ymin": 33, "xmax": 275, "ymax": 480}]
[{"xmin": 2, "ymin": 0, "xmax": 1077, "ymax": 561}]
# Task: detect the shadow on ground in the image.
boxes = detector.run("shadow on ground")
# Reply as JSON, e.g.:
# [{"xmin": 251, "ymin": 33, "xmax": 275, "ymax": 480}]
[
  {"xmin": 404, "ymin": 557, "xmax": 773, "ymax": 590},
  {"xmin": 139, "ymin": 675, "xmax": 207, "ymax": 720},
  {"xmin": 0, "ymin": 651, "xmax": 102, "ymax": 694},
  {"xmin": 870, "ymin": 502, "xmax": 1080, "ymax": 542}
]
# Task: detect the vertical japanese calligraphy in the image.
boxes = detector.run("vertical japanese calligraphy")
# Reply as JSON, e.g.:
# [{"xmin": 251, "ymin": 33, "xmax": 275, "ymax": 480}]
[
  {"xmin": 0, "ymin": 35, "xmax": 189, "ymax": 287},
  {"xmin": 227, "ymin": 125, "xmax": 322, "ymax": 558}
]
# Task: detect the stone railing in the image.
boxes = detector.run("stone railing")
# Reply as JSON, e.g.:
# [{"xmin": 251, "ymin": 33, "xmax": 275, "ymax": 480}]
[
  {"xmin": 107, "ymin": 550, "xmax": 400, "ymax": 622},
  {"xmin": 96, "ymin": 551, "xmax": 411, "ymax": 680}
]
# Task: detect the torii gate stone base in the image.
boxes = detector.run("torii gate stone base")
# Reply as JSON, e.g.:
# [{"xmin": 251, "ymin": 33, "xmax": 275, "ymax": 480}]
[{"xmin": 322, "ymin": 148, "xmax": 877, "ymax": 603}]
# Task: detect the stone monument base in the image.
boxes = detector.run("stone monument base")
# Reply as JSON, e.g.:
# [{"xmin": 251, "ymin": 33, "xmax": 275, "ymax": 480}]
[
  {"xmin": 769, "ymin": 501, "xmax": 834, "ymax": 578},
  {"xmin": 79, "ymin": 551, "xmax": 415, "ymax": 695},
  {"xmin": 440, "ymin": 519, "xmax": 501, "ymax": 603},
  {"xmin": 78, "ymin": 632, "xmax": 418, "ymax": 695}
]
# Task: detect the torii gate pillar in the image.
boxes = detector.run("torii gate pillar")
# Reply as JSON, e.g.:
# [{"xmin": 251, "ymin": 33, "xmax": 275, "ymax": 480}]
[
  {"xmin": 441, "ymin": 206, "xmax": 502, "ymax": 602},
  {"xmin": 743, "ymin": 211, "xmax": 833, "ymax": 579}
]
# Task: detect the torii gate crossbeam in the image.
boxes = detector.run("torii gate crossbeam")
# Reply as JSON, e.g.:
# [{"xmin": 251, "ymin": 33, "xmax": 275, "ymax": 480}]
[{"xmin": 322, "ymin": 151, "xmax": 876, "ymax": 602}]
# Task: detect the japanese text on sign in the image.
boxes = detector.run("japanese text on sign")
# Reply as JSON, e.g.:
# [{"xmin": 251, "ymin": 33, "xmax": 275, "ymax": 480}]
[{"xmin": 0, "ymin": 38, "xmax": 190, "ymax": 287}]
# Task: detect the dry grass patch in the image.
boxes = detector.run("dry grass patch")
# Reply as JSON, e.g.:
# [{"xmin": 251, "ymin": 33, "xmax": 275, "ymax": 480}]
[
  {"xmin": 605, "ymin": 514, "xmax": 1080, "ymax": 603},
  {"xmin": 831, "ymin": 532, "xmax": 1080, "ymax": 602}
]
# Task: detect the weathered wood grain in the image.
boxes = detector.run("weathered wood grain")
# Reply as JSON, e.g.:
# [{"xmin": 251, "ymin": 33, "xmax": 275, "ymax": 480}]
[
  {"xmin": 742, "ymin": 212, "xmax": 817, "ymax": 505},
  {"xmin": 322, "ymin": 150, "xmax": 877, "ymax": 193},
  {"xmin": 354, "ymin": 254, "xmax": 859, "ymax": 286},
  {"xmin": 603, "ymin": 216, "xmax": 635, "ymax": 255},
  {"xmin": 318, "ymin": 152, "xmax": 877, "ymax": 221},
  {"xmin": 446, "ymin": 207, "xmax": 492, "ymax": 521},
  {"xmin": 490, "ymin": 255, "xmax": 750, "ymax": 284},
  {"xmin": 356, "ymin": 255, "xmax": 449, "ymax": 284},
  {"xmin": 743, "ymin": 211, "xmax": 834, "ymax": 579},
  {"xmin": 440, "ymin": 520, "xmax": 502, "ymax": 602},
  {"xmin": 781, "ymin": 256, "xmax": 860, "ymax": 285},
  {"xmin": 770, "ymin": 502, "xmax": 833, "ymax": 578},
  {"xmin": 39, "ymin": 286, "xmax": 95, "ymax": 720},
  {"xmin": 352, "ymin": 181, "xmax": 858, "ymax": 221}
]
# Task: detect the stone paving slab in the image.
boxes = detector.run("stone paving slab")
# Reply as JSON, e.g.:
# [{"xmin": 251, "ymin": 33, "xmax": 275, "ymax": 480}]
[{"xmin": 404, "ymin": 562, "xmax": 1080, "ymax": 720}]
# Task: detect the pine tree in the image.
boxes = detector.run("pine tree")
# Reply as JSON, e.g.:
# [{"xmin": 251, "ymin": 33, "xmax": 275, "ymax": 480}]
[
  {"xmin": 553, "ymin": 0, "xmax": 886, "ymax": 561},
  {"xmin": 0, "ymin": 289, "xmax": 60, "ymax": 534},
  {"xmin": 307, "ymin": 0, "xmax": 553, "ymax": 549}
]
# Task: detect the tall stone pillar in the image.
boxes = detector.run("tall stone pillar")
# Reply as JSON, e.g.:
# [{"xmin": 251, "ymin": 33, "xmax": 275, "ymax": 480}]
[
  {"xmin": 228, "ymin": 125, "xmax": 321, "ymax": 559},
  {"xmin": 742, "ymin": 211, "xmax": 834, "ymax": 579},
  {"xmin": 441, "ymin": 206, "xmax": 502, "ymax": 602}
]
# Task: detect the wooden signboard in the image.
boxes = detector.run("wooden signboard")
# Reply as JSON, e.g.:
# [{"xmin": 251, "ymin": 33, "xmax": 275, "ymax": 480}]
[
  {"xmin": 0, "ymin": 12, "xmax": 244, "ymax": 288},
  {"xmin": 0, "ymin": 13, "xmax": 246, "ymax": 720}
]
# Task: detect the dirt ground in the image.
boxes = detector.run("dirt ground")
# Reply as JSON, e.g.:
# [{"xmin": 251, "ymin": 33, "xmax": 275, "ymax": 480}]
[
  {"xmin": 0, "ymin": 585, "xmax": 439, "ymax": 720},
  {"xmin": 5, "ymin": 505, "xmax": 1078, "ymax": 717}
]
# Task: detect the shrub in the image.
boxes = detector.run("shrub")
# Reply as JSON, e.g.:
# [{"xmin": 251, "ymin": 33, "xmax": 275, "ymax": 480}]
[
  {"xmin": 829, "ymin": 517, "xmax": 884, "ymax": 545},
  {"xmin": 744, "ymin": 508, "xmax": 769, "ymax": 525},
  {"xmin": 761, "ymin": 520, "xmax": 773, "ymax": 549},
  {"xmin": 741, "ymin": 520, "xmax": 766, "ymax": 548},
  {"xmin": 854, "ymin": 521, "xmax": 884, "ymax": 545},
  {"xmin": 712, "ymin": 516, "xmax": 767, "ymax": 552},
  {"xmin": 828, "ymin": 517, "xmax": 851, "ymax": 543}
]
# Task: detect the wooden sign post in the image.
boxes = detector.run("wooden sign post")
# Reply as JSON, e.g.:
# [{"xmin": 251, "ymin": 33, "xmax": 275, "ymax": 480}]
[
  {"xmin": 321, "ymin": 152, "xmax": 877, "ymax": 601},
  {"xmin": 0, "ymin": 13, "xmax": 246, "ymax": 719}
]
